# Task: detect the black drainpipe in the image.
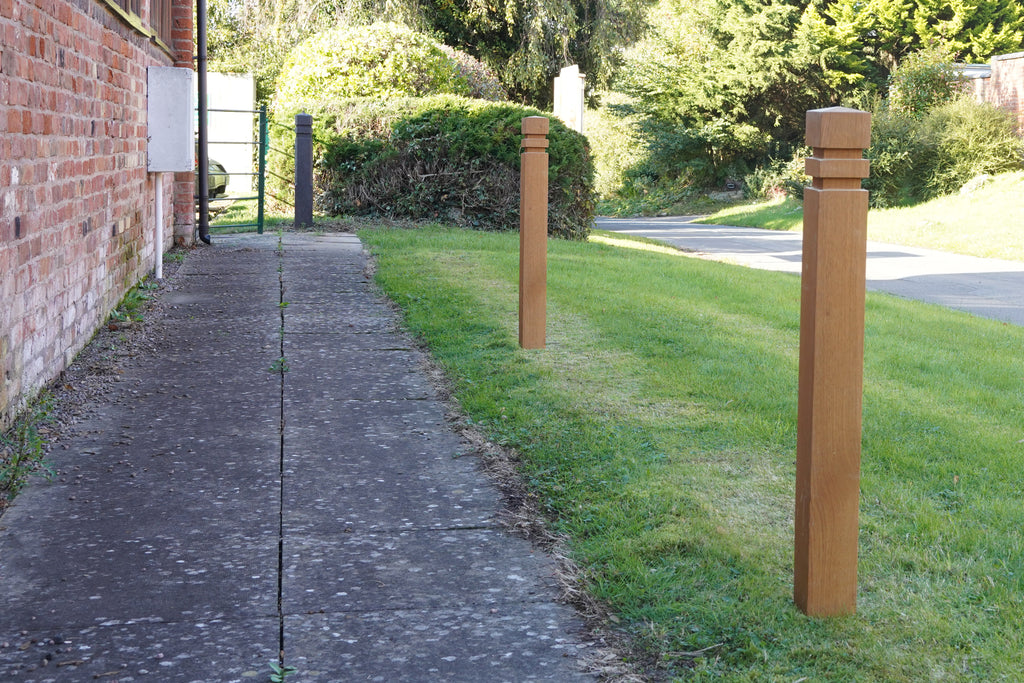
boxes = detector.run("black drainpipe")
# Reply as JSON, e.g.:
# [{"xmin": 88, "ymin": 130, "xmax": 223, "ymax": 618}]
[{"xmin": 196, "ymin": 0, "xmax": 211, "ymax": 244}]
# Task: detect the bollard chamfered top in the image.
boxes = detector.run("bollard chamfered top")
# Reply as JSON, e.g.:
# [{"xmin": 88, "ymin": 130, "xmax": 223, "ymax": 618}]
[
  {"xmin": 522, "ymin": 116, "xmax": 550, "ymax": 150},
  {"xmin": 522, "ymin": 116, "xmax": 550, "ymax": 136},
  {"xmin": 806, "ymin": 107, "xmax": 871, "ymax": 150}
]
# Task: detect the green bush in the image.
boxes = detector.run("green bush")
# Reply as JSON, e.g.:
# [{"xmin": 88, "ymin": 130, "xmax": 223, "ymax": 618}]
[
  {"xmin": 743, "ymin": 149, "xmax": 810, "ymax": 200},
  {"xmin": 585, "ymin": 93, "xmax": 647, "ymax": 198},
  {"xmin": 271, "ymin": 96, "xmax": 595, "ymax": 239},
  {"xmin": 866, "ymin": 97, "xmax": 1022, "ymax": 207},
  {"xmin": 919, "ymin": 97, "xmax": 1024, "ymax": 197},
  {"xmin": 439, "ymin": 46, "xmax": 507, "ymax": 102},
  {"xmin": 887, "ymin": 44, "xmax": 968, "ymax": 118},
  {"xmin": 863, "ymin": 109, "xmax": 920, "ymax": 207},
  {"xmin": 274, "ymin": 23, "xmax": 503, "ymax": 106}
]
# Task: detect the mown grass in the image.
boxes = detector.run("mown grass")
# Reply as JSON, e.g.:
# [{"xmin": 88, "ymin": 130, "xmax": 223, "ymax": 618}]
[
  {"xmin": 208, "ymin": 198, "xmax": 292, "ymax": 234},
  {"xmin": 360, "ymin": 224, "xmax": 1024, "ymax": 681},
  {"xmin": 696, "ymin": 171, "xmax": 1024, "ymax": 261}
]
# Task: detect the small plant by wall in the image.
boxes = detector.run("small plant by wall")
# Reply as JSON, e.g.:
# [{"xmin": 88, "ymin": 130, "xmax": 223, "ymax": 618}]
[{"xmin": 0, "ymin": 393, "xmax": 55, "ymax": 507}]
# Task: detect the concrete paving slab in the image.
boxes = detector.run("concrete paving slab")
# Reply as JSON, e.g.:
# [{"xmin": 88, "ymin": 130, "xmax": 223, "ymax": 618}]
[
  {"xmin": 0, "ymin": 483, "xmax": 279, "ymax": 630},
  {"xmin": 283, "ymin": 528, "xmax": 561, "ymax": 614},
  {"xmin": 284, "ymin": 347, "xmax": 434, "ymax": 400},
  {"xmin": 281, "ymin": 467, "xmax": 500, "ymax": 533},
  {"xmin": 283, "ymin": 396, "xmax": 451, "ymax": 432},
  {"xmin": 285, "ymin": 607, "xmax": 594, "ymax": 682},
  {"xmin": 283, "ymin": 329, "xmax": 415, "ymax": 351},
  {"xmin": 0, "ymin": 231, "xmax": 601, "ymax": 681},
  {"xmin": 0, "ymin": 616, "xmax": 280, "ymax": 682},
  {"xmin": 284, "ymin": 419, "xmax": 464, "ymax": 459},
  {"xmin": 284, "ymin": 301, "xmax": 400, "ymax": 335},
  {"xmin": 160, "ymin": 283, "xmax": 281, "ymax": 311},
  {"xmin": 283, "ymin": 293, "xmax": 398, "ymax": 319}
]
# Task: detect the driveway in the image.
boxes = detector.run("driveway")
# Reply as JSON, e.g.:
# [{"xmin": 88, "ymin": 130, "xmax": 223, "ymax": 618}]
[{"xmin": 597, "ymin": 216, "xmax": 1024, "ymax": 326}]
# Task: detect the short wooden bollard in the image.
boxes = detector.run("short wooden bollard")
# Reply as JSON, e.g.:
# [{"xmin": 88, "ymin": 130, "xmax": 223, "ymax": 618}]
[
  {"xmin": 794, "ymin": 107, "xmax": 871, "ymax": 617},
  {"xmin": 519, "ymin": 116, "xmax": 549, "ymax": 349}
]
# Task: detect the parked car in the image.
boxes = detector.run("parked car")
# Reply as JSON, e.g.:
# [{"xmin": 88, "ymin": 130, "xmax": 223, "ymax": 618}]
[
  {"xmin": 201, "ymin": 158, "xmax": 229, "ymax": 198},
  {"xmin": 194, "ymin": 142, "xmax": 230, "ymax": 199}
]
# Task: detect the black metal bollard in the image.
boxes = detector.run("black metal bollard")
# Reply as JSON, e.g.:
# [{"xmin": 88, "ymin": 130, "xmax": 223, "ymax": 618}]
[{"xmin": 294, "ymin": 113, "xmax": 314, "ymax": 229}]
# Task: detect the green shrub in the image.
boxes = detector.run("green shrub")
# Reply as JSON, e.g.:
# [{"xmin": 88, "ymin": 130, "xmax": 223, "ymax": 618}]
[
  {"xmin": 919, "ymin": 98, "xmax": 1023, "ymax": 197},
  {"xmin": 863, "ymin": 109, "xmax": 921, "ymax": 207},
  {"xmin": 271, "ymin": 96, "xmax": 595, "ymax": 239},
  {"xmin": 1, "ymin": 392, "xmax": 54, "ymax": 504},
  {"xmin": 585, "ymin": 93, "xmax": 647, "ymax": 198},
  {"xmin": 274, "ymin": 23, "xmax": 503, "ymax": 107},
  {"xmin": 439, "ymin": 46, "xmax": 507, "ymax": 102},
  {"xmin": 866, "ymin": 97, "xmax": 1022, "ymax": 207},
  {"xmin": 887, "ymin": 44, "xmax": 968, "ymax": 118},
  {"xmin": 743, "ymin": 149, "xmax": 810, "ymax": 200}
]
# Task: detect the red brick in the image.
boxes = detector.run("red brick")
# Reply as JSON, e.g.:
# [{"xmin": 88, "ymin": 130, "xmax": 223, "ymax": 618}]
[{"xmin": 0, "ymin": 0, "xmax": 194, "ymax": 424}]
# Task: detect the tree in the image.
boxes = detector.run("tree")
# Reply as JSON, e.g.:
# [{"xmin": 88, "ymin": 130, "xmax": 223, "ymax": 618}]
[
  {"xmin": 206, "ymin": 0, "xmax": 346, "ymax": 102},
  {"xmin": 206, "ymin": 0, "xmax": 649, "ymax": 106},
  {"xmin": 821, "ymin": 0, "xmax": 1024, "ymax": 81},
  {"xmin": 619, "ymin": 0, "xmax": 856, "ymax": 142},
  {"xmin": 422, "ymin": 0, "xmax": 650, "ymax": 105}
]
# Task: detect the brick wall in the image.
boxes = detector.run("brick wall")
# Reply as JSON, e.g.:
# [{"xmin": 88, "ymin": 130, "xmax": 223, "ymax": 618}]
[
  {"xmin": 971, "ymin": 51, "xmax": 1024, "ymax": 133},
  {"xmin": 0, "ymin": 0, "xmax": 194, "ymax": 426}
]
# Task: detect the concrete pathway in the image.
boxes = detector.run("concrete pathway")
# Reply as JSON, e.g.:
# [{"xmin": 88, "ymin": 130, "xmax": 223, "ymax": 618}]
[
  {"xmin": 598, "ymin": 216, "xmax": 1024, "ymax": 326},
  {"xmin": 0, "ymin": 233, "xmax": 597, "ymax": 681}
]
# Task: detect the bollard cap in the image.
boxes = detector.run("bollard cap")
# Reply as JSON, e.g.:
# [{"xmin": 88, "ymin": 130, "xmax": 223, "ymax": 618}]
[
  {"xmin": 522, "ymin": 116, "xmax": 550, "ymax": 136},
  {"xmin": 806, "ymin": 107, "xmax": 871, "ymax": 150}
]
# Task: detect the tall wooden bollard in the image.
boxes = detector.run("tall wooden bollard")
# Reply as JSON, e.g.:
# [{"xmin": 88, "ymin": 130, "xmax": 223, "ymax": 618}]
[
  {"xmin": 794, "ymin": 107, "xmax": 871, "ymax": 617},
  {"xmin": 519, "ymin": 116, "xmax": 549, "ymax": 349}
]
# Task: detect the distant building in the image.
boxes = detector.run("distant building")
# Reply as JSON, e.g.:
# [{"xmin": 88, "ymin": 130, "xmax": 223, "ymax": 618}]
[
  {"xmin": 0, "ymin": 0, "xmax": 195, "ymax": 425},
  {"xmin": 960, "ymin": 51, "xmax": 1024, "ymax": 132}
]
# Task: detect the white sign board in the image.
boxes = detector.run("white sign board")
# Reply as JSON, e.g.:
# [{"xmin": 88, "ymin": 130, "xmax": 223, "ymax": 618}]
[
  {"xmin": 207, "ymin": 73, "xmax": 256, "ymax": 192},
  {"xmin": 147, "ymin": 66, "xmax": 194, "ymax": 172},
  {"xmin": 553, "ymin": 65, "xmax": 585, "ymax": 134}
]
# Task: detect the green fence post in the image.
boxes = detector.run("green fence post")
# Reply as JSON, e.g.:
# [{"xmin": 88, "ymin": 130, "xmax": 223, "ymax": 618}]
[{"xmin": 257, "ymin": 105, "xmax": 267, "ymax": 234}]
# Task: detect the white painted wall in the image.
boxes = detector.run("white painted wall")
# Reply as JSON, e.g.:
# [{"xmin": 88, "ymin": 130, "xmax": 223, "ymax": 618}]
[{"xmin": 196, "ymin": 72, "xmax": 257, "ymax": 194}]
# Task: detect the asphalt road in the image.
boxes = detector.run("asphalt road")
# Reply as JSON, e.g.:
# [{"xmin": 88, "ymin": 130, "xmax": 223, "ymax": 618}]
[{"xmin": 597, "ymin": 216, "xmax": 1024, "ymax": 327}]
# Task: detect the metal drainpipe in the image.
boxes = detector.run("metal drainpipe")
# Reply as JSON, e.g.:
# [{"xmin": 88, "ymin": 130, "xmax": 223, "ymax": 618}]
[{"xmin": 196, "ymin": 0, "xmax": 211, "ymax": 244}]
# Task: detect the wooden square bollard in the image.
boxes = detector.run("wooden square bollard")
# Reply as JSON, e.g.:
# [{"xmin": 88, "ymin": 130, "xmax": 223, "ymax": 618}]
[
  {"xmin": 519, "ymin": 116, "xmax": 549, "ymax": 349},
  {"xmin": 794, "ymin": 107, "xmax": 871, "ymax": 617}
]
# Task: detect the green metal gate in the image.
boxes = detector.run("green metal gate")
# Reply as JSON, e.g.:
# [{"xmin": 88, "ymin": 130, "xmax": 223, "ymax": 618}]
[{"xmin": 198, "ymin": 105, "xmax": 268, "ymax": 234}]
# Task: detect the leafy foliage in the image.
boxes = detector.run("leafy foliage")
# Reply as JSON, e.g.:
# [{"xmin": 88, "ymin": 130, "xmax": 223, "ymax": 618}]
[
  {"xmin": 206, "ymin": 0, "xmax": 345, "ymax": 102},
  {"xmin": 422, "ymin": 0, "xmax": 650, "ymax": 105},
  {"xmin": 620, "ymin": 0, "xmax": 853, "ymax": 142},
  {"xmin": 608, "ymin": 0, "xmax": 857, "ymax": 203},
  {"xmin": 743, "ymin": 149, "xmax": 811, "ymax": 200},
  {"xmin": 867, "ymin": 97, "xmax": 1023, "ymax": 207},
  {"xmin": 274, "ymin": 23, "xmax": 503, "ymax": 106},
  {"xmin": 207, "ymin": 0, "xmax": 647, "ymax": 106},
  {"xmin": 821, "ymin": 0, "xmax": 1024, "ymax": 83},
  {"xmin": 887, "ymin": 43, "xmax": 968, "ymax": 117},
  {"xmin": 271, "ymin": 96, "xmax": 595, "ymax": 239},
  {"xmin": 0, "ymin": 393, "xmax": 54, "ymax": 504},
  {"xmin": 585, "ymin": 93, "xmax": 648, "ymax": 197}
]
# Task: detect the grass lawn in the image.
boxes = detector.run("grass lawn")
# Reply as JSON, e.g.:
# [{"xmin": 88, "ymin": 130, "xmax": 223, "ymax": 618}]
[
  {"xmin": 696, "ymin": 171, "xmax": 1024, "ymax": 262},
  {"xmin": 208, "ymin": 196, "xmax": 292, "ymax": 234},
  {"xmin": 360, "ymin": 224, "xmax": 1024, "ymax": 681}
]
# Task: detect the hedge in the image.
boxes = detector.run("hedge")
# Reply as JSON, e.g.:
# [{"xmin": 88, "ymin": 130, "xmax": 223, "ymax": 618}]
[{"xmin": 270, "ymin": 96, "xmax": 595, "ymax": 240}]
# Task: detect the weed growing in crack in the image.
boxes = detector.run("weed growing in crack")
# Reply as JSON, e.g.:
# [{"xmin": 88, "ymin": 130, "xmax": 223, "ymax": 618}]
[{"xmin": 269, "ymin": 662, "xmax": 297, "ymax": 682}]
